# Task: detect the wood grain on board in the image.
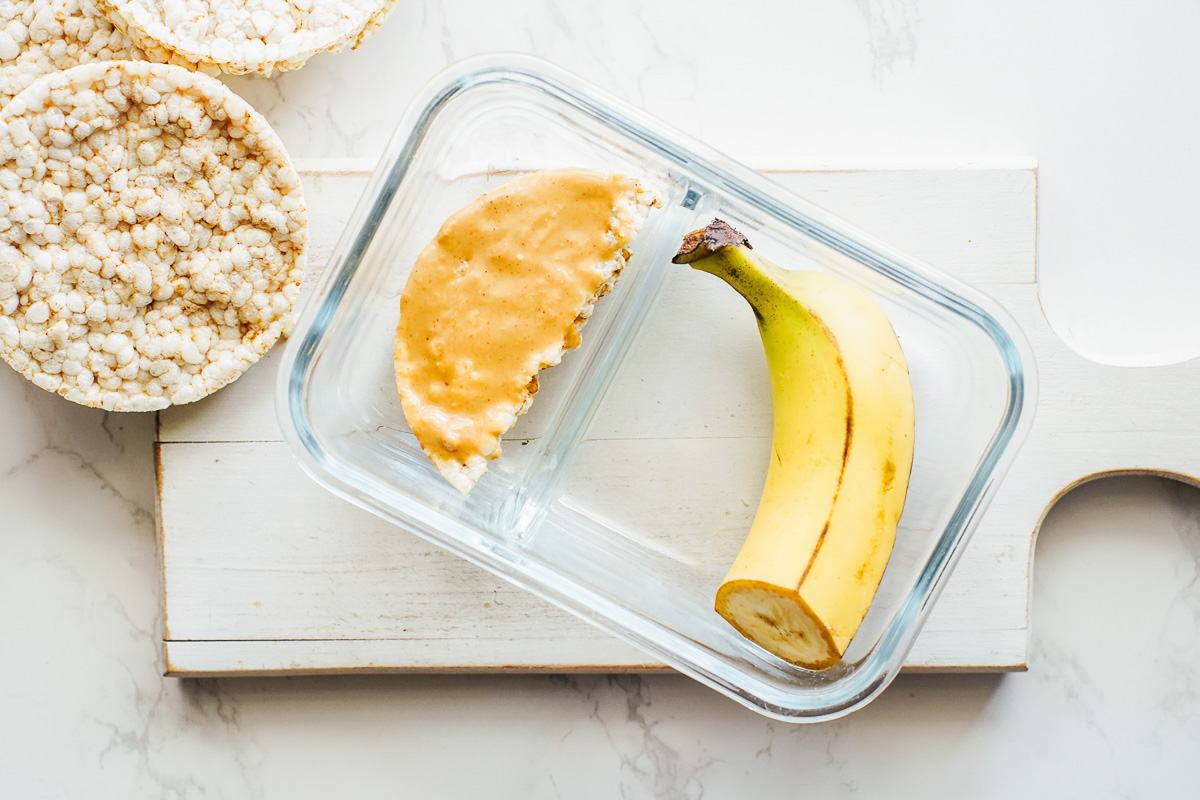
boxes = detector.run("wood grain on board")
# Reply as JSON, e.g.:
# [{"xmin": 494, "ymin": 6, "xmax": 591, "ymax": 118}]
[{"xmin": 157, "ymin": 159, "xmax": 1072, "ymax": 676}]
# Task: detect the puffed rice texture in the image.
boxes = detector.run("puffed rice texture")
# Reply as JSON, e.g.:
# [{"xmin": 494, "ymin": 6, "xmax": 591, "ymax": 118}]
[
  {"xmin": 0, "ymin": 60, "xmax": 307, "ymax": 411},
  {"xmin": 0, "ymin": 0, "xmax": 143, "ymax": 110},
  {"xmin": 94, "ymin": 0, "xmax": 398, "ymax": 75}
]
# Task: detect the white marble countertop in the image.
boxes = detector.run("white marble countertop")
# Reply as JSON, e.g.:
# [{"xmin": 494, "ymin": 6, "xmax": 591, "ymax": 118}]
[{"xmin": 4, "ymin": 1, "xmax": 1200, "ymax": 796}]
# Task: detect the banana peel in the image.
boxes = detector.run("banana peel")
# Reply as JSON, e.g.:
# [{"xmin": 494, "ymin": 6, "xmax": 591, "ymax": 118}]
[{"xmin": 674, "ymin": 220, "xmax": 915, "ymax": 670}]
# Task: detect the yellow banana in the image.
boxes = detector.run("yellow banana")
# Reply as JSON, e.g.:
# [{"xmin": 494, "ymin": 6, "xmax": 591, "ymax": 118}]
[{"xmin": 673, "ymin": 220, "xmax": 915, "ymax": 670}]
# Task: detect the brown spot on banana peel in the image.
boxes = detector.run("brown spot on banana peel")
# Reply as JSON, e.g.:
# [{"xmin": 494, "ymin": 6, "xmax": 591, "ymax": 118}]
[
  {"xmin": 882, "ymin": 456, "xmax": 896, "ymax": 494},
  {"xmin": 857, "ymin": 507, "xmax": 887, "ymax": 584}
]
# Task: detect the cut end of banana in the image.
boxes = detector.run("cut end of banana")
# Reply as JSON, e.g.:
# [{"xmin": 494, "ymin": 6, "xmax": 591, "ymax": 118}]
[{"xmin": 715, "ymin": 581, "xmax": 842, "ymax": 670}]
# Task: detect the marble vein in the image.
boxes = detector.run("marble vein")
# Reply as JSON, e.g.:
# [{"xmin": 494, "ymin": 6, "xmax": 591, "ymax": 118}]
[{"xmin": 852, "ymin": 0, "xmax": 922, "ymax": 78}]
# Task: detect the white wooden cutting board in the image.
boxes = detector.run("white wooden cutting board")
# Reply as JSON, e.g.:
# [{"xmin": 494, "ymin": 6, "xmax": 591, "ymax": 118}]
[{"xmin": 153, "ymin": 156, "xmax": 1145, "ymax": 677}]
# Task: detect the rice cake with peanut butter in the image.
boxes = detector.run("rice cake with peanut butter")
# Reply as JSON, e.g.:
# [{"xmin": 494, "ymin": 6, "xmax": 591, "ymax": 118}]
[{"xmin": 393, "ymin": 168, "xmax": 660, "ymax": 495}]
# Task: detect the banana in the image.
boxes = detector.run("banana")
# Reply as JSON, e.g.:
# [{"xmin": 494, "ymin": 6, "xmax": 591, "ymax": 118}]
[{"xmin": 673, "ymin": 220, "xmax": 915, "ymax": 670}]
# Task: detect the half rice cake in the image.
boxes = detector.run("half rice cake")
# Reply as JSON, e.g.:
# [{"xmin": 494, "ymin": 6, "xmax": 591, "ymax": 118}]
[
  {"xmin": 94, "ymin": 0, "xmax": 398, "ymax": 75},
  {"xmin": 393, "ymin": 169, "xmax": 661, "ymax": 495},
  {"xmin": 0, "ymin": 60, "xmax": 307, "ymax": 412},
  {"xmin": 0, "ymin": 0, "xmax": 144, "ymax": 110}
]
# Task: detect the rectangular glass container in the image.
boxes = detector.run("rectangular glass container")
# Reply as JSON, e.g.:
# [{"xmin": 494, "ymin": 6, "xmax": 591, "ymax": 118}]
[{"xmin": 277, "ymin": 54, "xmax": 1036, "ymax": 722}]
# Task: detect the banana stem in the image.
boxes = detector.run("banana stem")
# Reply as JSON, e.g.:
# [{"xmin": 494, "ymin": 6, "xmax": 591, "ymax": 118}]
[
  {"xmin": 671, "ymin": 219, "xmax": 751, "ymax": 264},
  {"xmin": 673, "ymin": 219, "xmax": 804, "ymax": 325}
]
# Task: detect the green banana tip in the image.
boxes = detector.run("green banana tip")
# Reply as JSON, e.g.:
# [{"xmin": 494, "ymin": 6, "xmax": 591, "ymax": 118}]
[{"xmin": 671, "ymin": 219, "xmax": 753, "ymax": 264}]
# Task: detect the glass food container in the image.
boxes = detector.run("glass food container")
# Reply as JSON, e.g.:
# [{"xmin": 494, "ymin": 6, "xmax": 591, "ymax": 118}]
[{"xmin": 277, "ymin": 54, "xmax": 1036, "ymax": 721}]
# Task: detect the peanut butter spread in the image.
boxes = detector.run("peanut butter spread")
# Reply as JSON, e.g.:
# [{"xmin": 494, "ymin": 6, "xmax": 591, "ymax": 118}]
[{"xmin": 393, "ymin": 168, "xmax": 659, "ymax": 494}]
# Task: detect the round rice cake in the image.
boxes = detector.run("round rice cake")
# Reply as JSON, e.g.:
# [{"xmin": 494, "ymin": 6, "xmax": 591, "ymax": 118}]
[
  {"xmin": 0, "ymin": 60, "xmax": 307, "ymax": 412},
  {"xmin": 93, "ymin": 0, "xmax": 398, "ymax": 75},
  {"xmin": 0, "ymin": 0, "xmax": 144, "ymax": 110}
]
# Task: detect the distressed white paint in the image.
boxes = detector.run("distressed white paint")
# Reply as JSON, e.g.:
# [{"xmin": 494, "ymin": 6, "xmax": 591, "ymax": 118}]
[{"xmin": 159, "ymin": 160, "xmax": 1057, "ymax": 675}]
